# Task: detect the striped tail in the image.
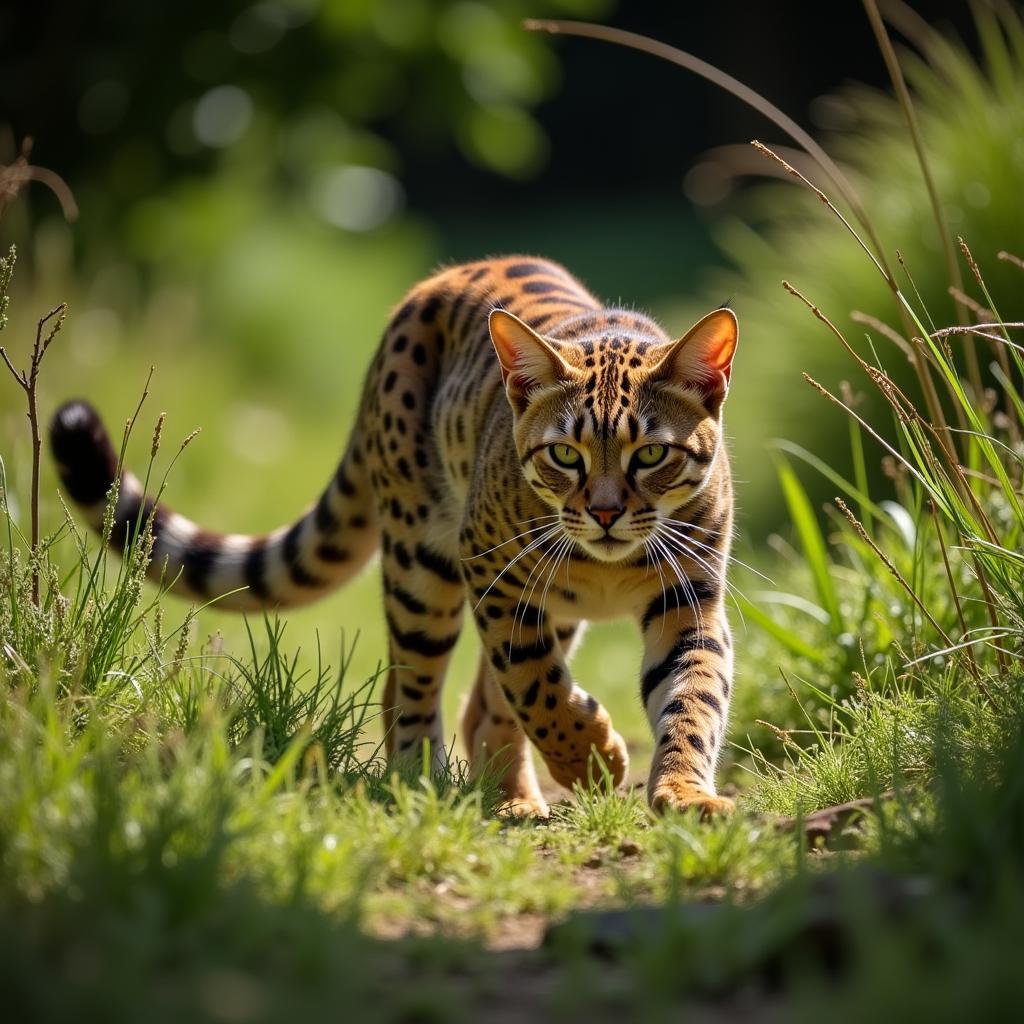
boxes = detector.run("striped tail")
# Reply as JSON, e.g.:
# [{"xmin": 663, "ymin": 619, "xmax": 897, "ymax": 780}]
[{"xmin": 49, "ymin": 400, "xmax": 379, "ymax": 610}]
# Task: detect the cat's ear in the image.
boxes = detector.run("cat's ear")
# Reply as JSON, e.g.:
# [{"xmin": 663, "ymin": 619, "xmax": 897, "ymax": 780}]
[
  {"xmin": 651, "ymin": 308, "xmax": 738, "ymax": 414},
  {"xmin": 489, "ymin": 309, "xmax": 572, "ymax": 414}
]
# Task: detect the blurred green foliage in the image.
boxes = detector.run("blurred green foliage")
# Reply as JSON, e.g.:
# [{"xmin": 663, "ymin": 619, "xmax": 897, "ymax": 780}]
[
  {"xmin": 61, "ymin": 0, "xmax": 608, "ymax": 264},
  {"xmin": 703, "ymin": 4, "xmax": 1024, "ymax": 520}
]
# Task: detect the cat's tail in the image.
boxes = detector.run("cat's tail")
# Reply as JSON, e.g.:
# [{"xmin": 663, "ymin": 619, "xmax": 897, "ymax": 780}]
[{"xmin": 49, "ymin": 400, "xmax": 379, "ymax": 610}]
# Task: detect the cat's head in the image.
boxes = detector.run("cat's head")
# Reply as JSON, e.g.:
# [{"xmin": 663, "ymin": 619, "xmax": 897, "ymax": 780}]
[{"xmin": 489, "ymin": 307, "xmax": 738, "ymax": 563}]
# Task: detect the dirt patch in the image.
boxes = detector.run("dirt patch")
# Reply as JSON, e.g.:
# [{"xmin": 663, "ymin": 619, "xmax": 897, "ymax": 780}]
[{"xmin": 363, "ymin": 856, "xmax": 655, "ymax": 952}]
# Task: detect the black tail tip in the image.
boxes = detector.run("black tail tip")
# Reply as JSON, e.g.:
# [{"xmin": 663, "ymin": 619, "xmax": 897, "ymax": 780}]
[
  {"xmin": 50, "ymin": 400, "xmax": 119, "ymax": 505},
  {"xmin": 51, "ymin": 399, "xmax": 102, "ymax": 438}
]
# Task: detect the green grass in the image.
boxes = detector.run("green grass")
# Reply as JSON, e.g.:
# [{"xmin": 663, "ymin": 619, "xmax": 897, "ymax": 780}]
[
  {"xmin": 3, "ymin": 228, "xmax": 1023, "ymax": 1016},
  {"xmin": 4, "ymin": 5, "xmax": 1024, "ymax": 1019}
]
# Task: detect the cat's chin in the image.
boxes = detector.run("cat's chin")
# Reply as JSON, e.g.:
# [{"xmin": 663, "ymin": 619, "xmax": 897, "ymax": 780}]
[{"xmin": 579, "ymin": 536, "xmax": 642, "ymax": 563}]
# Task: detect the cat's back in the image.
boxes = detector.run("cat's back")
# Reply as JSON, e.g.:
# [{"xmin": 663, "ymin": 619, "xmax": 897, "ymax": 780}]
[{"xmin": 356, "ymin": 257, "xmax": 599, "ymax": 516}]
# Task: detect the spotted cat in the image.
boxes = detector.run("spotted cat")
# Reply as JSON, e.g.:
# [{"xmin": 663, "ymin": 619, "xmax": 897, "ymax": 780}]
[{"xmin": 50, "ymin": 256, "xmax": 738, "ymax": 817}]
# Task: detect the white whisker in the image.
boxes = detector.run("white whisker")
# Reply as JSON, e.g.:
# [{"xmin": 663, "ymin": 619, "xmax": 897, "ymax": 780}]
[
  {"xmin": 462, "ymin": 520, "xmax": 562, "ymax": 561},
  {"xmin": 643, "ymin": 537, "xmax": 671, "ymax": 642},
  {"xmin": 657, "ymin": 524, "xmax": 727, "ymax": 578},
  {"xmin": 659, "ymin": 531, "xmax": 752, "ymax": 626},
  {"xmin": 657, "ymin": 530, "xmax": 728, "ymax": 593},
  {"xmin": 659, "ymin": 520, "xmax": 773, "ymax": 584},
  {"xmin": 473, "ymin": 524, "xmax": 562, "ymax": 610},
  {"xmin": 657, "ymin": 526, "xmax": 757, "ymax": 617},
  {"xmin": 513, "ymin": 514, "xmax": 561, "ymax": 527},
  {"xmin": 660, "ymin": 517, "xmax": 721, "ymax": 535},
  {"xmin": 539, "ymin": 535, "xmax": 574, "ymax": 631},
  {"xmin": 650, "ymin": 532, "xmax": 706, "ymax": 640},
  {"xmin": 513, "ymin": 534, "xmax": 565, "ymax": 642}
]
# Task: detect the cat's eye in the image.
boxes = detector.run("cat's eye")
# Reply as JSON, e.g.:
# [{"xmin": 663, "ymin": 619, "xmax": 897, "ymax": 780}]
[
  {"xmin": 550, "ymin": 443, "xmax": 582, "ymax": 468},
  {"xmin": 634, "ymin": 443, "xmax": 667, "ymax": 467}
]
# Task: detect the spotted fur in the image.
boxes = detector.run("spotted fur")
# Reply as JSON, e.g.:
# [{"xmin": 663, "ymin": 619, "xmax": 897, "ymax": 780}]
[{"xmin": 51, "ymin": 256, "xmax": 739, "ymax": 818}]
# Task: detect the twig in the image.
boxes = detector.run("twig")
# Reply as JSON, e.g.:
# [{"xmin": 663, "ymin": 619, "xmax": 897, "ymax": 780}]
[
  {"xmin": 926, "ymin": 499, "xmax": 984, "ymax": 688},
  {"xmin": 0, "ymin": 137, "xmax": 78, "ymax": 222},
  {"xmin": 835, "ymin": 497, "xmax": 954, "ymax": 650},
  {"xmin": 787, "ymin": 279, "xmax": 1002, "ymax": 564},
  {"xmin": 947, "ymin": 287, "xmax": 993, "ymax": 321},
  {"xmin": 850, "ymin": 311, "xmax": 915, "ymax": 360},
  {"xmin": 801, "ymin": 369, "xmax": 1007, "ymax": 618},
  {"xmin": 785, "ymin": 282, "xmax": 941, "ymax": 444},
  {"xmin": 957, "ymin": 237, "xmax": 1022, "ymax": 446},
  {"xmin": 862, "ymin": 0, "xmax": 976, "ymax": 383},
  {"xmin": 522, "ymin": 18, "xmax": 888, "ymax": 265},
  {"xmin": 754, "ymin": 143, "xmax": 953, "ymax": 461},
  {"xmin": 757, "ymin": 146, "xmax": 890, "ymax": 284},
  {"xmin": 0, "ymin": 302, "xmax": 68, "ymax": 605},
  {"xmin": 118, "ymin": 366, "xmax": 156, "ymax": 473},
  {"xmin": 932, "ymin": 322, "xmax": 1024, "ymax": 339}
]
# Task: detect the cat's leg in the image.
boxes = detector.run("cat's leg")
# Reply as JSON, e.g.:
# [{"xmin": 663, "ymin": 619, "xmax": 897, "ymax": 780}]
[
  {"xmin": 639, "ymin": 599, "xmax": 734, "ymax": 817},
  {"xmin": 380, "ymin": 531, "xmax": 466, "ymax": 768},
  {"xmin": 471, "ymin": 597, "xmax": 628, "ymax": 791},
  {"xmin": 461, "ymin": 654, "xmax": 549, "ymax": 817}
]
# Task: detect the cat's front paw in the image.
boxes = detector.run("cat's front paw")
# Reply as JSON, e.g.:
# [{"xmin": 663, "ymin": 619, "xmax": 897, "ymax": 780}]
[
  {"xmin": 649, "ymin": 778, "xmax": 734, "ymax": 820},
  {"xmin": 544, "ymin": 726, "xmax": 629, "ymax": 791},
  {"xmin": 499, "ymin": 794, "xmax": 551, "ymax": 819}
]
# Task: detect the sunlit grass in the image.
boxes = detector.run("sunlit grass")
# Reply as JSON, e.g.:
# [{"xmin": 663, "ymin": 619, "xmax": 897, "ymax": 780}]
[{"xmin": 3, "ymin": 4, "xmax": 1024, "ymax": 1019}]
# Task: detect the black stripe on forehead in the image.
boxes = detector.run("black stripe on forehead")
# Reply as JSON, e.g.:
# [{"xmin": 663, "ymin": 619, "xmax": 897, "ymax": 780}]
[
  {"xmin": 589, "ymin": 346, "xmax": 610, "ymax": 437},
  {"xmin": 609, "ymin": 407, "xmax": 629, "ymax": 436},
  {"xmin": 596, "ymin": 338, "xmax": 634, "ymax": 439}
]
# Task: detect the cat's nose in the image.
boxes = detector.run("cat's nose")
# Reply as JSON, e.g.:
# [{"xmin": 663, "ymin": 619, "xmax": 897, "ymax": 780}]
[{"xmin": 587, "ymin": 504, "xmax": 625, "ymax": 529}]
